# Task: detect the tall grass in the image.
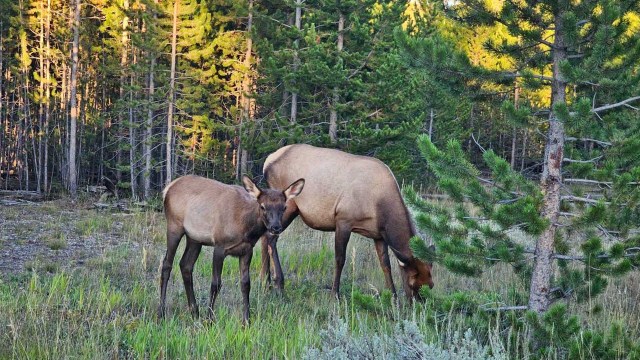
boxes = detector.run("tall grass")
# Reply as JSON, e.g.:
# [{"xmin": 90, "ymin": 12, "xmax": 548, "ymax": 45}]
[{"xmin": 0, "ymin": 202, "xmax": 638, "ymax": 359}]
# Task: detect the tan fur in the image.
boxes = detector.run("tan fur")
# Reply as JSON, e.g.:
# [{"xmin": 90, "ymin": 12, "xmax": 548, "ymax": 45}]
[
  {"xmin": 163, "ymin": 175, "xmax": 260, "ymax": 248},
  {"xmin": 264, "ymin": 144, "xmax": 411, "ymax": 238},
  {"xmin": 263, "ymin": 144, "xmax": 433, "ymax": 298},
  {"xmin": 159, "ymin": 174, "xmax": 304, "ymax": 323}
]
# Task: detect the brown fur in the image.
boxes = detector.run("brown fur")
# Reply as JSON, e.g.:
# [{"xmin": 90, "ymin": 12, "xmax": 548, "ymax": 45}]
[
  {"xmin": 261, "ymin": 144, "xmax": 433, "ymax": 299},
  {"xmin": 158, "ymin": 175, "xmax": 304, "ymax": 324}
]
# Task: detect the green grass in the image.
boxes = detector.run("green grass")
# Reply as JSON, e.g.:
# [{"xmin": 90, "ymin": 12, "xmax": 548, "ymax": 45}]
[
  {"xmin": 45, "ymin": 231, "xmax": 67, "ymax": 250},
  {"xmin": 0, "ymin": 202, "xmax": 639, "ymax": 359}
]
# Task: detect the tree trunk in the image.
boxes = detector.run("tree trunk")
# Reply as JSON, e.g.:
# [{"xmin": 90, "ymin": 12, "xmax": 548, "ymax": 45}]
[
  {"xmin": 166, "ymin": 0, "xmax": 178, "ymax": 186},
  {"xmin": 289, "ymin": 0, "xmax": 301, "ymax": 124},
  {"xmin": 44, "ymin": 0, "xmax": 51, "ymax": 194},
  {"xmin": 68, "ymin": 0, "xmax": 80, "ymax": 197},
  {"xmin": 428, "ymin": 108, "xmax": 434, "ymax": 141},
  {"xmin": 510, "ymin": 77, "xmax": 519, "ymax": 169},
  {"xmin": 118, "ymin": 0, "xmax": 132, "ymax": 196},
  {"xmin": 0, "ymin": 20, "xmax": 4, "ymax": 184},
  {"xmin": 329, "ymin": 12, "xmax": 344, "ymax": 144},
  {"xmin": 520, "ymin": 130, "xmax": 527, "ymax": 171},
  {"xmin": 528, "ymin": 12, "xmax": 567, "ymax": 315},
  {"xmin": 237, "ymin": 0, "xmax": 253, "ymax": 179},
  {"xmin": 129, "ymin": 46, "xmax": 137, "ymax": 199},
  {"xmin": 36, "ymin": 0, "xmax": 45, "ymax": 193},
  {"xmin": 143, "ymin": 0, "xmax": 157, "ymax": 199}
]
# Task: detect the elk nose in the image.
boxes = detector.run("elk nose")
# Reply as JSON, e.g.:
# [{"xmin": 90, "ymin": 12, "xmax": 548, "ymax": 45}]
[{"xmin": 271, "ymin": 225, "xmax": 283, "ymax": 234}]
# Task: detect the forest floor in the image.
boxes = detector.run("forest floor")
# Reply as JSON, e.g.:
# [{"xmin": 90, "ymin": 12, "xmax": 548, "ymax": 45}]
[
  {"xmin": 0, "ymin": 199, "xmax": 136, "ymax": 276},
  {"xmin": 0, "ymin": 197, "xmax": 638, "ymax": 358}
]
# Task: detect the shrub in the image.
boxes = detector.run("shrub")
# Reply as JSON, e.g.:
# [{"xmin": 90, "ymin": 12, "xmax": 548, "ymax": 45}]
[{"xmin": 302, "ymin": 319, "xmax": 507, "ymax": 360}]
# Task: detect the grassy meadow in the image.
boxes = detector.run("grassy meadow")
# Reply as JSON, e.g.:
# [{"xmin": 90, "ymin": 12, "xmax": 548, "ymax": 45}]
[{"xmin": 0, "ymin": 199, "xmax": 639, "ymax": 359}]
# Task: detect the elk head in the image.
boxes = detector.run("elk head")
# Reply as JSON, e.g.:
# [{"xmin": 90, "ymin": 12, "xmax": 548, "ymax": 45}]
[
  {"xmin": 399, "ymin": 255, "xmax": 434, "ymax": 301},
  {"xmin": 242, "ymin": 175, "xmax": 305, "ymax": 235}
]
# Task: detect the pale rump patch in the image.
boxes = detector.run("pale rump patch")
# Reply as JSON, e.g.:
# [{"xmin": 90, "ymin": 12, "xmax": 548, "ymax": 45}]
[
  {"xmin": 263, "ymin": 145, "xmax": 294, "ymax": 173},
  {"xmin": 162, "ymin": 178, "xmax": 180, "ymax": 200}
]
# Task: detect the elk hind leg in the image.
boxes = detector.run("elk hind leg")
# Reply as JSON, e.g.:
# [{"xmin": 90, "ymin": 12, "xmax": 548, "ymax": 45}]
[
  {"xmin": 159, "ymin": 224, "xmax": 183, "ymax": 318},
  {"xmin": 207, "ymin": 246, "xmax": 226, "ymax": 319},
  {"xmin": 180, "ymin": 237, "xmax": 202, "ymax": 318}
]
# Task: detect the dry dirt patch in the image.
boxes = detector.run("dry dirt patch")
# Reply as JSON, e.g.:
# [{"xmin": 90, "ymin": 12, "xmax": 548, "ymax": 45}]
[{"xmin": 0, "ymin": 199, "xmax": 142, "ymax": 277}]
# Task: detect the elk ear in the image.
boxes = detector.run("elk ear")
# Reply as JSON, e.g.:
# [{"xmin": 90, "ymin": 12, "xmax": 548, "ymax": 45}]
[
  {"xmin": 284, "ymin": 178, "xmax": 305, "ymax": 200},
  {"xmin": 242, "ymin": 175, "xmax": 262, "ymax": 200}
]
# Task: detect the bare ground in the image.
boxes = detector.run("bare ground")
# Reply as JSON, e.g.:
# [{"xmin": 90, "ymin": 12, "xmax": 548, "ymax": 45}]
[{"xmin": 0, "ymin": 198, "xmax": 141, "ymax": 277}]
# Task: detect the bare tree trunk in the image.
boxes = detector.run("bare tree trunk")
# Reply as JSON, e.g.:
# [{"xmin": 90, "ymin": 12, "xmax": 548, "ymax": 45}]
[
  {"xmin": 22, "ymin": 80, "xmax": 30, "ymax": 191},
  {"xmin": 59, "ymin": 58, "xmax": 67, "ymax": 187},
  {"xmin": 17, "ymin": 0, "xmax": 30, "ymax": 191},
  {"xmin": 143, "ymin": 0, "xmax": 158, "ymax": 199},
  {"xmin": 68, "ymin": 0, "xmax": 80, "ymax": 197},
  {"xmin": 129, "ymin": 47, "xmax": 138, "ymax": 199},
  {"xmin": 289, "ymin": 0, "xmax": 301, "ymax": 124},
  {"xmin": 236, "ymin": 0, "xmax": 253, "ymax": 179},
  {"xmin": 510, "ymin": 77, "xmax": 519, "ymax": 169},
  {"xmin": 329, "ymin": 12, "xmax": 344, "ymax": 144},
  {"xmin": 0, "ymin": 20, "xmax": 4, "ymax": 183},
  {"xmin": 166, "ymin": 0, "xmax": 179, "ymax": 186},
  {"xmin": 528, "ymin": 13, "xmax": 567, "ymax": 315},
  {"xmin": 428, "ymin": 108, "xmax": 434, "ymax": 141},
  {"xmin": 118, "ymin": 0, "xmax": 131, "ymax": 196},
  {"xmin": 36, "ymin": 0, "xmax": 45, "ymax": 193},
  {"xmin": 520, "ymin": 130, "xmax": 527, "ymax": 171},
  {"xmin": 44, "ymin": 0, "xmax": 51, "ymax": 194}
]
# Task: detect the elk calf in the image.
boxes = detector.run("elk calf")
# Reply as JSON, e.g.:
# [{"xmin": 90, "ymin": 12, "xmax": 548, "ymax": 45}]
[{"xmin": 159, "ymin": 175, "xmax": 304, "ymax": 325}]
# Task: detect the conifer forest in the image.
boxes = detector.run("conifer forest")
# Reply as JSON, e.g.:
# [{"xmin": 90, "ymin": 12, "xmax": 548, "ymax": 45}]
[{"xmin": 1, "ymin": 0, "xmax": 640, "ymax": 358}]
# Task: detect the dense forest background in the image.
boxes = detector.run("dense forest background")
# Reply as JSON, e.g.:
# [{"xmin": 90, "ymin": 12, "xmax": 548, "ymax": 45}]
[{"xmin": 0, "ymin": 0, "xmax": 581, "ymax": 198}]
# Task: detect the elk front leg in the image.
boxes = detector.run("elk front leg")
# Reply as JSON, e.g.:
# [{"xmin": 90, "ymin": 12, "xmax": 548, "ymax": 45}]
[
  {"xmin": 239, "ymin": 250, "xmax": 253, "ymax": 326},
  {"xmin": 267, "ymin": 234, "xmax": 284, "ymax": 292},
  {"xmin": 260, "ymin": 233, "xmax": 272, "ymax": 288},
  {"xmin": 331, "ymin": 223, "xmax": 352, "ymax": 298},
  {"xmin": 207, "ymin": 246, "xmax": 225, "ymax": 319},
  {"xmin": 374, "ymin": 238, "xmax": 397, "ymax": 297},
  {"xmin": 261, "ymin": 233, "xmax": 284, "ymax": 292}
]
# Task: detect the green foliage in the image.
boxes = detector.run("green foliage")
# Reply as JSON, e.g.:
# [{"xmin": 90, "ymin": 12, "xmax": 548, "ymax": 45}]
[
  {"xmin": 526, "ymin": 304, "xmax": 581, "ymax": 358},
  {"xmin": 406, "ymin": 135, "xmax": 539, "ymax": 278},
  {"xmin": 569, "ymin": 322, "xmax": 640, "ymax": 359},
  {"xmin": 525, "ymin": 305, "xmax": 640, "ymax": 359}
]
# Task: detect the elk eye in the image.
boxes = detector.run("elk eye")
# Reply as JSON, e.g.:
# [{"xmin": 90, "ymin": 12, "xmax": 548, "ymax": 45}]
[
  {"xmin": 260, "ymin": 204, "xmax": 265, "ymax": 210},
  {"xmin": 283, "ymin": 206, "xmax": 287, "ymax": 211}
]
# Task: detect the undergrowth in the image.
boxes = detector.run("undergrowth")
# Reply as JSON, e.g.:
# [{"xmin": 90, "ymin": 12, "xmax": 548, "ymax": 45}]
[{"xmin": 0, "ymin": 203, "xmax": 639, "ymax": 359}]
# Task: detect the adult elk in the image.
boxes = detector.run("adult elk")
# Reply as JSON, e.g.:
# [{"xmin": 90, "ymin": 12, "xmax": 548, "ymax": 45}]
[
  {"xmin": 260, "ymin": 144, "xmax": 433, "ymax": 300},
  {"xmin": 159, "ymin": 175, "xmax": 304, "ymax": 324}
]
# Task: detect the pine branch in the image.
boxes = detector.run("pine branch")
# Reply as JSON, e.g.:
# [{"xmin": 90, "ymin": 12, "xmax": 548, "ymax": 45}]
[
  {"xmin": 565, "ymin": 137, "xmax": 612, "ymax": 147},
  {"xmin": 477, "ymin": 177, "xmax": 524, "ymax": 197},
  {"xmin": 497, "ymin": 72, "xmax": 553, "ymax": 82},
  {"xmin": 561, "ymin": 195, "xmax": 609, "ymax": 205},
  {"xmin": 470, "ymin": 133, "xmax": 486, "ymax": 152},
  {"xmin": 480, "ymin": 304, "xmax": 528, "ymax": 312},
  {"xmin": 591, "ymin": 96, "xmax": 640, "ymax": 113},
  {"xmin": 562, "ymin": 156, "xmax": 602, "ymax": 164},
  {"xmin": 564, "ymin": 178, "xmax": 618, "ymax": 186},
  {"xmin": 553, "ymin": 248, "xmax": 640, "ymax": 262}
]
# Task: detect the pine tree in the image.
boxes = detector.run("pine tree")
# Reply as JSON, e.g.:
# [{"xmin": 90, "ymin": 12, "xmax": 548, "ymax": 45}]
[{"xmin": 406, "ymin": 0, "xmax": 640, "ymax": 317}]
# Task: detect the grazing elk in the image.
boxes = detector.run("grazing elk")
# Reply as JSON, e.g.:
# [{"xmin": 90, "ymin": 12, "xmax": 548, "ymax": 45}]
[
  {"xmin": 260, "ymin": 144, "xmax": 434, "ymax": 300},
  {"xmin": 159, "ymin": 175, "xmax": 304, "ymax": 324}
]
